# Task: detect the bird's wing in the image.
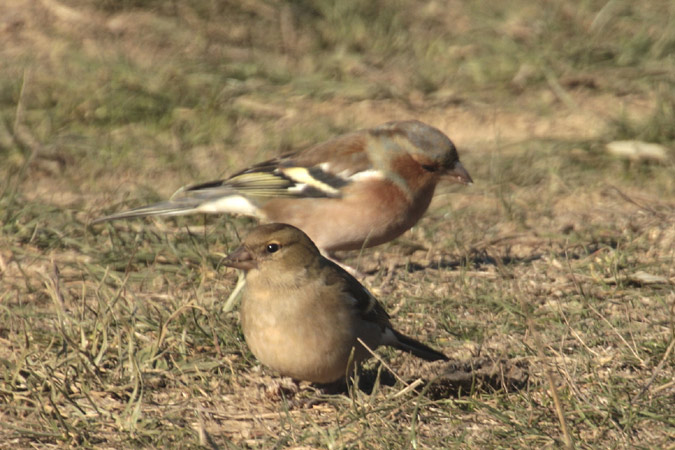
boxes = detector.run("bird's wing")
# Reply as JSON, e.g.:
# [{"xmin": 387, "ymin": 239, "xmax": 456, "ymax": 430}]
[
  {"xmin": 93, "ymin": 130, "xmax": 381, "ymax": 223},
  {"xmin": 320, "ymin": 257, "xmax": 392, "ymax": 331}
]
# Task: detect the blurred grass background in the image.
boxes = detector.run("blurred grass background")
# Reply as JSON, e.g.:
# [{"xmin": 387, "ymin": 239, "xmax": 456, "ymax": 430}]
[{"xmin": 1, "ymin": 0, "xmax": 673, "ymax": 448}]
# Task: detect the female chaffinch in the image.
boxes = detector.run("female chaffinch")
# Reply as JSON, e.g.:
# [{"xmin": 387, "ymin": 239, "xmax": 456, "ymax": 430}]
[
  {"xmin": 94, "ymin": 120, "xmax": 472, "ymax": 253},
  {"xmin": 223, "ymin": 223, "xmax": 448, "ymax": 384}
]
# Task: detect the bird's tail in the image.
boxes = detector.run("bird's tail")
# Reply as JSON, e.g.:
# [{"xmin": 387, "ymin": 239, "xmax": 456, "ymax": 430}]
[
  {"xmin": 91, "ymin": 198, "xmax": 203, "ymax": 224},
  {"xmin": 91, "ymin": 182, "xmax": 248, "ymax": 224},
  {"xmin": 391, "ymin": 329, "xmax": 449, "ymax": 362}
]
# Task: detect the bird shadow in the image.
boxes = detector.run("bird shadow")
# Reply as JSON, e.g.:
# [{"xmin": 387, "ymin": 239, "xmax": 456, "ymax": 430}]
[
  {"xmin": 314, "ymin": 357, "xmax": 529, "ymax": 400},
  {"xmin": 384, "ymin": 240, "xmax": 612, "ymax": 275}
]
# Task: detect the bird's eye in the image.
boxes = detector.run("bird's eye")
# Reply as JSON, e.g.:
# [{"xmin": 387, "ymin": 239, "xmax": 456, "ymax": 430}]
[
  {"xmin": 266, "ymin": 243, "xmax": 280, "ymax": 253},
  {"xmin": 421, "ymin": 164, "xmax": 438, "ymax": 172}
]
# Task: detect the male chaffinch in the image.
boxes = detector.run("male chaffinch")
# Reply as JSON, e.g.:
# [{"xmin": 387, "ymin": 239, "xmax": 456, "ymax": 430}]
[
  {"xmin": 223, "ymin": 223, "xmax": 448, "ymax": 384},
  {"xmin": 93, "ymin": 120, "xmax": 472, "ymax": 253}
]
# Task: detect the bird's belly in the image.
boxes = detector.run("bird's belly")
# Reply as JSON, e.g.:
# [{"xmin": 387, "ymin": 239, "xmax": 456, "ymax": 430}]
[
  {"xmin": 262, "ymin": 180, "xmax": 436, "ymax": 252},
  {"xmin": 241, "ymin": 290, "xmax": 357, "ymax": 383}
]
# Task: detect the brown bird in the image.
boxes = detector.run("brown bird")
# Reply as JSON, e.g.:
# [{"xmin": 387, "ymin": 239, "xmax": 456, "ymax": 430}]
[
  {"xmin": 94, "ymin": 120, "xmax": 472, "ymax": 254},
  {"xmin": 223, "ymin": 223, "xmax": 448, "ymax": 384}
]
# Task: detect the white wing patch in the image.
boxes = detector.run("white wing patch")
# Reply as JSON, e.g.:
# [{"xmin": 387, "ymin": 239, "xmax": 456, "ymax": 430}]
[
  {"xmin": 196, "ymin": 195, "xmax": 261, "ymax": 217},
  {"xmin": 281, "ymin": 167, "xmax": 341, "ymax": 196},
  {"xmin": 286, "ymin": 183, "xmax": 308, "ymax": 193},
  {"xmin": 347, "ymin": 169, "xmax": 384, "ymax": 182}
]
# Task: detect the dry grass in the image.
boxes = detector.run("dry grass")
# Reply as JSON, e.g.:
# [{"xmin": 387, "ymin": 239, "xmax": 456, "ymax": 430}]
[{"xmin": 1, "ymin": 0, "xmax": 674, "ymax": 448}]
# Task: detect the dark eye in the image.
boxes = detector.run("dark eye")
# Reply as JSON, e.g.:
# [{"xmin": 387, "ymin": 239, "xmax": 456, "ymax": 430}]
[
  {"xmin": 421, "ymin": 164, "xmax": 438, "ymax": 172},
  {"xmin": 266, "ymin": 243, "xmax": 280, "ymax": 253}
]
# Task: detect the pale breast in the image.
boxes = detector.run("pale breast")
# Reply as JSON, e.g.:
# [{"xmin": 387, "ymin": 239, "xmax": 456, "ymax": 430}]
[{"xmin": 240, "ymin": 284, "xmax": 363, "ymax": 383}]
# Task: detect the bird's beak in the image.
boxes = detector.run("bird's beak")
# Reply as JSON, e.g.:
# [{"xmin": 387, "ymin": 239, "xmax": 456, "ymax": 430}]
[
  {"xmin": 223, "ymin": 246, "xmax": 257, "ymax": 271},
  {"xmin": 444, "ymin": 161, "xmax": 473, "ymax": 185}
]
